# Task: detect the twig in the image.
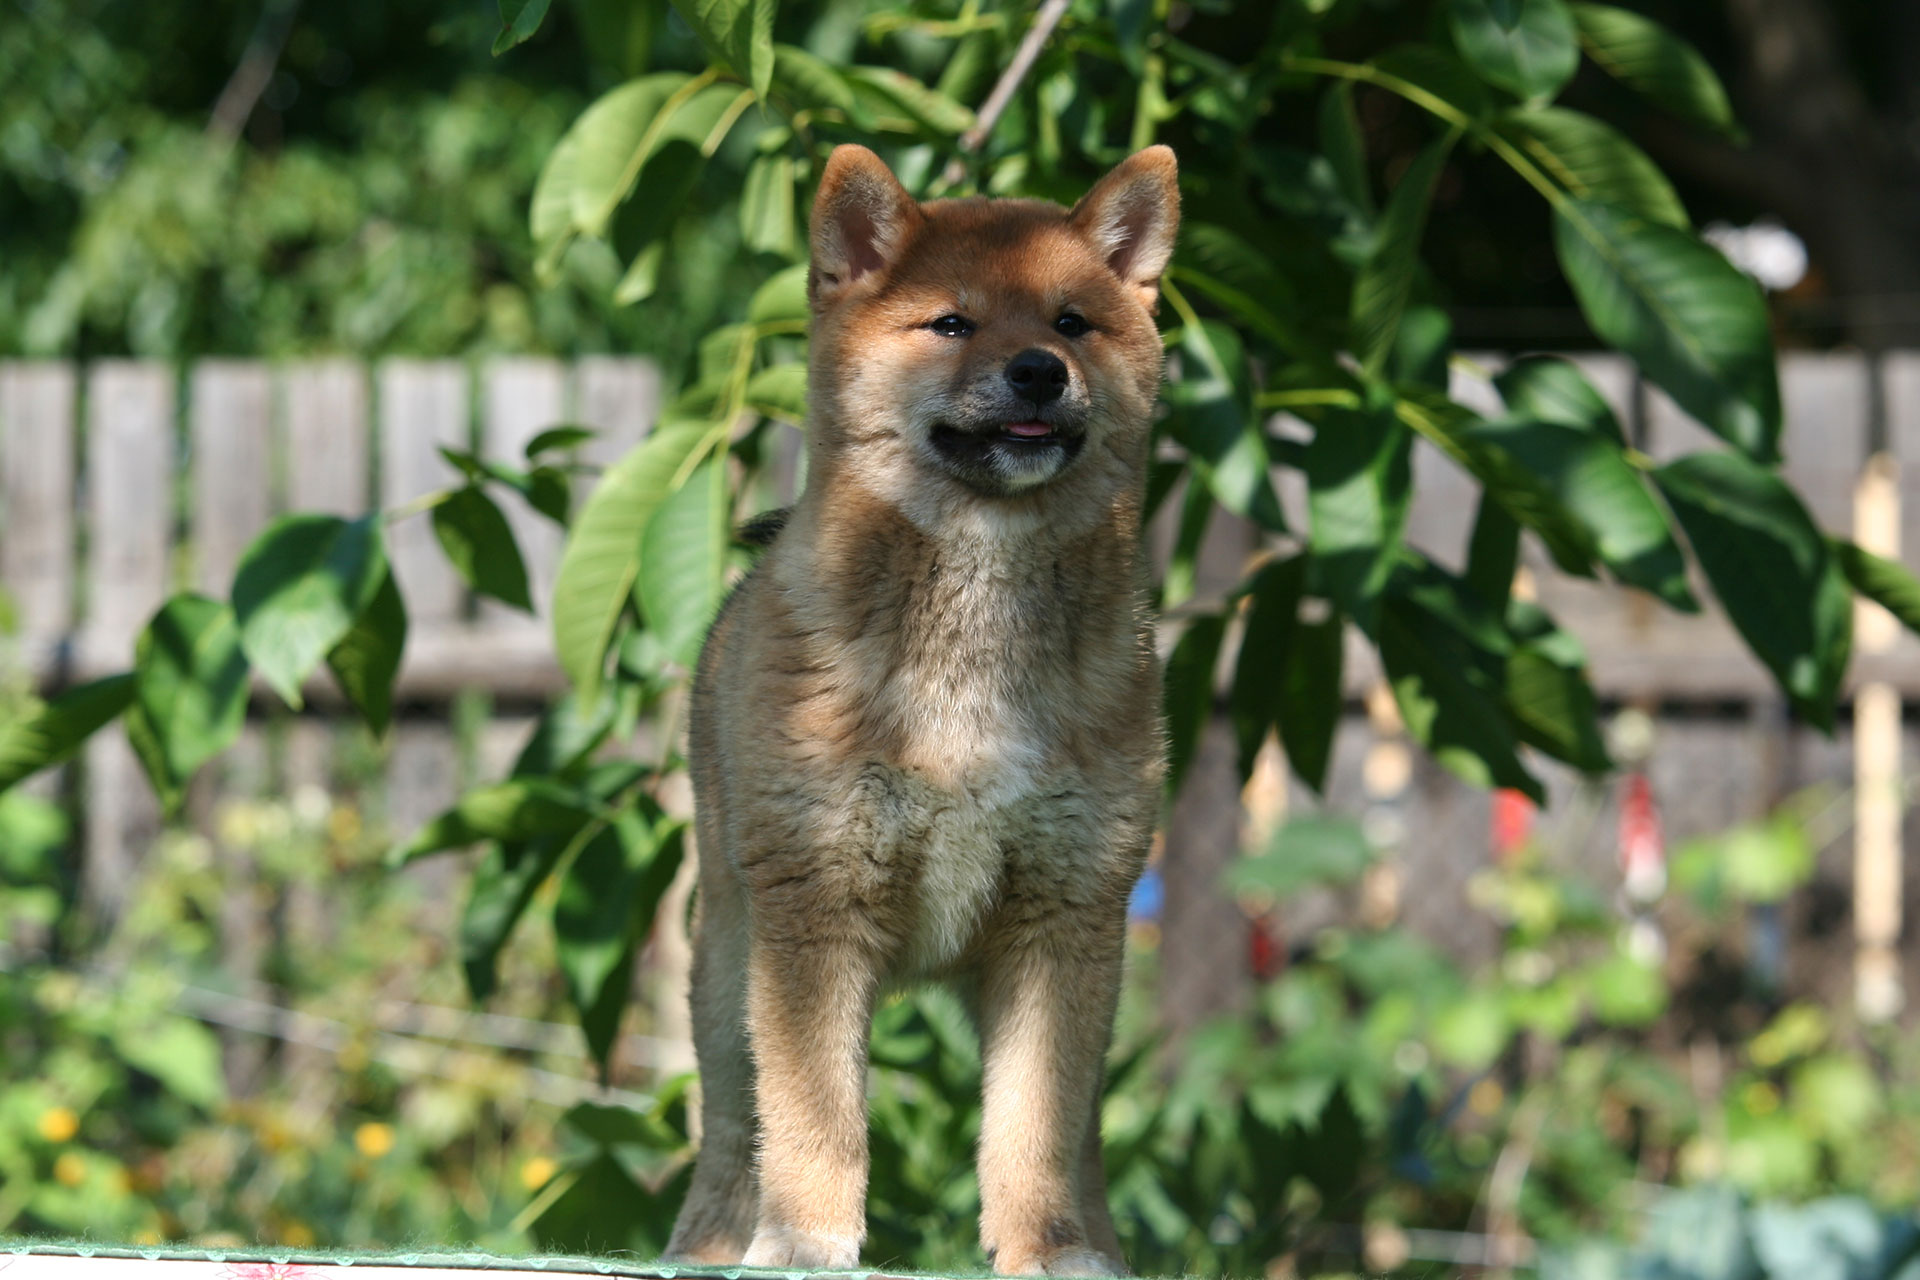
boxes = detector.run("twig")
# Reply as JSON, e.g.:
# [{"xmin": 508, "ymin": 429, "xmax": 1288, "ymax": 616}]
[
  {"xmin": 938, "ymin": 0, "xmax": 1074, "ymax": 189},
  {"xmin": 207, "ymin": 0, "xmax": 305, "ymax": 148}
]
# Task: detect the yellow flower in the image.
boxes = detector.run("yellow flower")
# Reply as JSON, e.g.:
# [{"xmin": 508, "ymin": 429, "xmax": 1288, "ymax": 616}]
[
  {"xmin": 131, "ymin": 1229, "xmax": 164, "ymax": 1247},
  {"xmin": 520, "ymin": 1156, "xmax": 559, "ymax": 1191},
  {"xmin": 327, "ymin": 806, "xmax": 362, "ymax": 845},
  {"xmin": 1742, "ymin": 1080, "xmax": 1782, "ymax": 1116},
  {"xmin": 354, "ymin": 1122, "xmax": 395, "ymax": 1158},
  {"xmin": 281, "ymin": 1221, "xmax": 316, "ymax": 1248},
  {"xmin": 53, "ymin": 1152, "xmax": 86, "ymax": 1187},
  {"xmin": 1469, "ymin": 1078, "xmax": 1506, "ymax": 1117},
  {"xmin": 37, "ymin": 1106, "xmax": 79, "ymax": 1143}
]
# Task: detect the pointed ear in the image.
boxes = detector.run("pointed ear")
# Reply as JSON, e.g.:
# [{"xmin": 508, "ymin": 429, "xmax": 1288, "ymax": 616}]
[
  {"xmin": 1069, "ymin": 145, "xmax": 1181, "ymax": 312},
  {"xmin": 809, "ymin": 145, "xmax": 922, "ymax": 308}
]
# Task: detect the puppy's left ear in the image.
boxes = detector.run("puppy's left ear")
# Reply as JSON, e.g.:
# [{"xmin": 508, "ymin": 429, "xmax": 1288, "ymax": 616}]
[{"xmin": 1069, "ymin": 145, "xmax": 1180, "ymax": 312}]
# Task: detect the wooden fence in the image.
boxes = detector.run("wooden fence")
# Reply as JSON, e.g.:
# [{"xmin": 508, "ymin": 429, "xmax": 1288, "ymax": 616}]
[{"xmin": 1, "ymin": 353, "xmax": 1916, "ymax": 1041}]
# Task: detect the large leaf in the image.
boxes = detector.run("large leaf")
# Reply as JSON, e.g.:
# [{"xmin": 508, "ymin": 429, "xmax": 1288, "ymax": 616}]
[
  {"xmin": 1304, "ymin": 395, "xmax": 1413, "ymax": 631},
  {"xmin": 1506, "ymin": 600, "xmax": 1610, "ymax": 771},
  {"xmin": 1494, "ymin": 354, "xmax": 1627, "ymax": 446},
  {"xmin": 0, "ymin": 673, "xmax": 136, "ymax": 792},
  {"xmin": 1230, "ymin": 557, "xmax": 1305, "ymax": 777},
  {"xmin": 1380, "ymin": 566, "xmax": 1544, "ymax": 802},
  {"xmin": 552, "ymin": 418, "xmax": 710, "ymax": 695},
  {"xmin": 739, "ymin": 152, "xmax": 799, "ymax": 258},
  {"xmin": 611, "ymin": 141, "xmax": 707, "ymax": 305},
  {"xmin": 433, "ymin": 485, "xmax": 533, "ymax": 612},
  {"xmin": 1570, "ymin": 3, "xmax": 1742, "ymax": 141},
  {"xmin": 493, "ymin": 0, "xmax": 551, "ymax": 55},
  {"xmin": 232, "ymin": 514, "xmax": 388, "ymax": 709},
  {"xmin": 636, "ymin": 455, "xmax": 730, "ymax": 671},
  {"xmin": 394, "ymin": 779, "xmax": 598, "ymax": 863},
  {"xmin": 1496, "ymin": 107, "xmax": 1688, "ymax": 228},
  {"xmin": 1163, "ymin": 321, "xmax": 1286, "ymax": 531},
  {"xmin": 463, "ymin": 835, "xmax": 571, "ymax": 1001},
  {"xmin": 1164, "ymin": 614, "xmax": 1227, "ymax": 798},
  {"xmin": 1465, "ymin": 492, "xmax": 1521, "ymax": 615},
  {"xmin": 1833, "ymin": 539, "xmax": 1920, "ymax": 640},
  {"xmin": 671, "ymin": 0, "xmax": 776, "ymax": 101},
  {"xmin": 1318, "ymin": 82, "xmax": 1375, "ymax": 219},
  {"xmin": 844, "ymin": 67, "xmax": 975, "ymax": 136},
  {"xmin": 1554, "ymin": 198, "xmax": 1780, "ymax": 462},
  {"xmin": 1448, "ymin": 0, "xmax": 1579, "ymax": 101},
  {"xmin": 1282, "ymin": 606, "xmax": 1345, "ymax": 794},
  {"xmin": 326, "ymin": 569, "xmax": 408, "ymax": 736},
  {"xmin": 556, "ymin": 810, "xmax": 687, "ymax": 1065},
  {"xmin": 1459, "ymin": 417, "xmax": 1695, "ymax": 609},
  {"xmin": 1351, "ymin": 133, "xmax": 1453, "ymax": 375},
  {"xmin": 132, "ymin": 594, "xmax": 249, "ymax": 798},
  {"xmin": 1655, "ymin": 452, "xmax": 1851, "ymax": 729}
]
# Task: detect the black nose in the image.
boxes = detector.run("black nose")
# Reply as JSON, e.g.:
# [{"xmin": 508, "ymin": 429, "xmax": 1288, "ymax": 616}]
[{"xmin": 1004, "ymin": 349, "xmax": 1068, "ymax": 406}]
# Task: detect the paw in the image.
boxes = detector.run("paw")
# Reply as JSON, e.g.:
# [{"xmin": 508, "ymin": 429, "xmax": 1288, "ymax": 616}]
[
  {"xmin": 742, "ymin": 1224, "xmax": 862, "ymax": 1270},
  {"xmin": 992, "ymin": 1246, "xmax": 1128, "ymax": 1276}
]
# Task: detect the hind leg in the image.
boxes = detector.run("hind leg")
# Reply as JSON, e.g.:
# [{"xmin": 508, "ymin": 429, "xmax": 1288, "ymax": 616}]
[{"xmin": 664, "ymin": 865, "xmax": 758, "ymax": 1263}]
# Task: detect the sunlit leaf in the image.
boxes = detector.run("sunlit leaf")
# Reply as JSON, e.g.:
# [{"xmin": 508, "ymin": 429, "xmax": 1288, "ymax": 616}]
[
  {"xmin": 1570, "ymin": 3, "xmax": 1743, "ymax": 140},
  {"xmin": 635, "ymin": 455, "xmax": 729, "ymax": 670},
  {"xmin": 433, "ymin": 485, "xmax": 534, "ymax": 611},
  {"xmin": 1448, "ymin": 0, "xmax": 1579, "ymax": 102},
  {"xmin": 1496, "ymin": 106, "xmax": 1688, "ymax": 227},
  {"xmin": 0, "ymin": 674, "xmax": 135, "ymax": 792},
  {"xmin": 232, "ymin": 514, "xmax": 387, "ymax": 709}
]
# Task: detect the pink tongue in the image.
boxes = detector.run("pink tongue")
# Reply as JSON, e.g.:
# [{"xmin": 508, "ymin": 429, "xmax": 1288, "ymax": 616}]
[{"xmin": 1005, "ymin": 420, "xmax": 1053, "ymax": 438}]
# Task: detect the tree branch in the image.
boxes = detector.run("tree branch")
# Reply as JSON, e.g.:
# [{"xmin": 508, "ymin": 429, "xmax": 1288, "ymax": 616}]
[
  {"xmin": 938, "ymin": 0, "xmax": 1074, "ymax": 189},
  {"xmin": 207, "ymin": 0, "xmax": 305, "ymax": 149}
]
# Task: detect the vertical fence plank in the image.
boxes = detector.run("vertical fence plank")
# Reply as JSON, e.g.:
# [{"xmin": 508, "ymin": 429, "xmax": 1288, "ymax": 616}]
[
  {"xmin": 0, "ymin": 363, "xmax": 78, "ymax": 658},
  {"xmin": 190, "ymin": 361, "xmax": 274, "ymax": 595},
  {"xmin": 283, "ymin": 360, "xmax": 370, "ymax": 517},
  {"xmin": 482, "ymin": 358, "xmax": 568, "ymax": 628},
  {"xmin": 83, "ymin": 361, "xmax": 175, "ymax": 925},
  {"xmin": 1779, "ymin": 352, "xmax": 1870, "ymax": 530},
  {"xmin": 574, "ymin": 356, "xmax": 659, "ymax": 468},
  {"xmin": 1885, "ymin": 352, "xmax": 1920, "ymax": 581}
]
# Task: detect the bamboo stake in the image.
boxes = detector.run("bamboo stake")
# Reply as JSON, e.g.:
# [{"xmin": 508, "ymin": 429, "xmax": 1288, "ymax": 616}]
[{"xmin": 1853, "ymin": 453, "xmax": 1904, "ymax": 1022}]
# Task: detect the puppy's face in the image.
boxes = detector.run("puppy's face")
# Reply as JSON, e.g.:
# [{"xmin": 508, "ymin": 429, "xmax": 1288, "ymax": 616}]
[{"xmin": 805, "ymin": 148, "xmax": 1180, "ymax": 509}]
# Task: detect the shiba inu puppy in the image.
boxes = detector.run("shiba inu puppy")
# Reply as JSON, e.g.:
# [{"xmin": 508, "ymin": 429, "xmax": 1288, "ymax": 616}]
[{"xmin": 663, "ymin": 143, "xmax": 1179, "ymax": 1277}]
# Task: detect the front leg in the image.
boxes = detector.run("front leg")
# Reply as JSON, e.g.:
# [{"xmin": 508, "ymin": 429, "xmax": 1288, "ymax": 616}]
[
  {"xmin": 974, "ymin": 895, "xmax": 1129, "ymax": 1277},
  {"xmin": 741, "ymin": 885, "xmax": 886, "ymax": 1270}
]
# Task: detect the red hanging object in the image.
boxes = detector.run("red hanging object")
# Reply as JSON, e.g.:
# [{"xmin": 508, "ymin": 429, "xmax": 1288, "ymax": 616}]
[
  {"xmin": 1490, "ymin": 787, "xmax": 1537, "ymax": 863},
  {"xmin": 1618, "ymin": 771, "xmax": 1666, "ymax": 902}
]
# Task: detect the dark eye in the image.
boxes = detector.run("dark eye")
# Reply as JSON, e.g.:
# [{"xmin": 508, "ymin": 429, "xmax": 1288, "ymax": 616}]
[
  {"xmin": 929, "ymin": 314, "xmax": 974, "ymax": 337},
  {"xmin": 1055, "ymin": 312, "xmax": 1091, "ymax": 337}
]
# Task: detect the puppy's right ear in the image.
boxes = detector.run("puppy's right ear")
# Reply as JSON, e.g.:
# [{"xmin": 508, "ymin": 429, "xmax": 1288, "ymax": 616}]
[{"xmin": 809, "ymin": 145, "xmax": 921, "ymax": 309}]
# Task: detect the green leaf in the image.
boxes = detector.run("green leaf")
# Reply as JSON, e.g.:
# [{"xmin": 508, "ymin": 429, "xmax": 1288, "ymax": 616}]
[
  {"xmin": 1164, "ymin": 614, "xmax": 1226, "ymax": 797},
  {"xmin": 771, "ymin": 43, "xmax": 864, "ymax": 121},
  {"xmin": 1570, "ymin": 3, "xmax": 1743, "ymax": 141},
  {"xmin": 132, "ymin": 594, "xmax": 249, "ymax": 798},
  {"xmin": 1381, "ymin": 579, "xmax": 1544, "ymax": 802},
  {"xmin": 612, "ymin": 141, "xmax": 707, "ymax": 305},
  {"xmin": 1656, "ymin": 453, "xmax": 1851, "ymax": 729},
  {"xmin": 557, "ymin": 811, "xmax": 686, "ymax": 1065},
  {"xmin": 1318, "ymin": 82, "xmax": 1375, "ymax": 219},
  {"xmin": 747, "ymin": 264, "xmax": 811, "ymax": 325},
  {"xmin": 0, "ymin": 674, "xmax": 135, "ymax": 791},
  {"xmin": 433, "ymin": 486, "xmax": 534, "ymax": 612},
  {"xmin": 1459, "ymin": 417, "xmax": 1695, "ymax": 609},
  {"xmin": 462, "ymin": 835, "xmax": 570, "ymax": 1001},
  {"xmin": 1448, "ymin": 0, "xmax": 1579, "ymax": 102},
  {"xmin": 1163, "ymin": 321, "xmax": 1286, "ymax": 531},
  {"xmin": 231, "ymin": 514, "xmax": 387, "ymax": 710},
  {"xmin": 739, "ymin": 152, "xmax": 799, "ymax": 258},
  {"xmin": 1465, "ymin": 492, "xmax": 1521, "ymax": 615},
  {"xmin": 844, "ymin": 67, "xmax": 976, "ymax": 136},
  {"xmin": 1284, "ymin": 608, "xmax": 1345, "ymax": 794},
  {"xmin": 1496, "ymin": 107, "xmax": 1688, "ymax": 227},
  {"xmin": 1554, "ymin": 198, "xmax": 1780, "ymax": 462},
  {"xmin": 124, "ymin": 700, "xmax": 181, "ymax": 816},
  {"xmin": 493, "ymin": 0, "xmax": 552, "ymax": 55},
  {"xmin": 636, "ymin": 456, "xmax": 729, "ymax": 671},
  {"xmin": 1494, "ymin": 354, "xmax": 1627, "ymax": 446},
  {"xmin": 745, "ymin": 363, "xmax": 808, "ymax": 422},
  {"xmin": 552, "ymin": 418, "xmax": 711, "ymax": 695},
  {"xmin": 1833, "ymin": 539, "xmax": 1920, "ymax": 640},
  {"xmin": 111, "ymin": 1017, "xmax": 226, "ymax": 1111},
  {"xmin": 526, "ymin": 427, "xmax": 597, "ymax": 458},
  {"xmin": 1506, "ymin": 601, "xmax": 1610, "ymax": 771},
  {"xmin": 1228, "ymin": 816, "xmax": 1373, "ymax": 898},
  {"xmin": 513, "ymin": 687, "xmax": 622, "ymax": 779},
  {"xmin": 326, "ymin": 569, "xmax": 408, "ymax": 736},
  {"xmin": 1351, "ymin": 133, "xmax": 1453, "ymax": 376},
  {"xmin": 1304, "ymin": 395, "xmax": 1413, "ymax": 631},
  {"xmin": 1230, "ymin": 557, "xmax": 1305, "ymax": 777},
  {"xmin": 671, "ymin": 0, "xmax": 776, "ymax": 101},
  {"xmin": 394, "ymin": 779, "xmax": 598, "ymax": 864}
]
